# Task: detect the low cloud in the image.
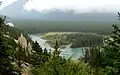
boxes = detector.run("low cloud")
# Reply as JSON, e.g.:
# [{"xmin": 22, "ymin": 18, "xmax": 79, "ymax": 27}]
[
  {"xmin": 24, "ymin": 0, "xmax": 120, "ymax": 13},
  {"xmin": 1, "ymin": 0, "xmax": 120, "ymax": 13}
]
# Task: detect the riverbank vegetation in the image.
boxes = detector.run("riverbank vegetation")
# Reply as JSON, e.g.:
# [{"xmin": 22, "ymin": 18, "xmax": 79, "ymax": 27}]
[{"xmin": 41, "ymin": 32, "xmax": 103, "ymax": 48}]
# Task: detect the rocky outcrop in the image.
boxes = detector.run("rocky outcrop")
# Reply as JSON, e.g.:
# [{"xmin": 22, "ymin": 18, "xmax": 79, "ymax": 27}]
[
  {"xmin": 21, "ymin": 63, "xmax": 31, "ymax": 75},
  {"xmin": 17, "ymin": 34, "xmax": 33, "ymax": 75},
  {"xmin": 18, "ymin": 33, "xmax": 34, "ymax": 54},
  {"xmin": 18, "ymin": 33, "xmax": 28, "ymax": 50},
  {"xmin": 27, "ymin": 42, "xmax": 32, "ymax": 54}
]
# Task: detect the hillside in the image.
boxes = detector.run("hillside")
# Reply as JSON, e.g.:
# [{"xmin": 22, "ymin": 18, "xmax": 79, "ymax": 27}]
[
  {"xmin": 0, "ymin": 17, "xmax": 34, "ymax": 75},
  {"xmin": 13, "ymin": 20, "xmax": 119, "ymax": 34}
]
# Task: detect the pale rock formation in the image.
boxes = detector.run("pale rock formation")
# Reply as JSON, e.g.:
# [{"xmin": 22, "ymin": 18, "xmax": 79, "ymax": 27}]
[
  {"xmin": 18, "ymin": 33, "xmax": 27, "ymax": 50},
  {"xmin": 21, "ymin": 63, "xmax": 31, "ymax": 75},
  {"xmin": 27, "ymin": 42, "xmax": 33, "ymax": 54}
]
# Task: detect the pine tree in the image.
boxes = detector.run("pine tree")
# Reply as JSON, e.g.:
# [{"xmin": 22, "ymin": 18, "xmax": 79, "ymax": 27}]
[
  {"xmin": 0, "ymin": 15, "xmax": 16, "ymax": 75},
  {"xmin": 0, "ymin": 25, "xmax": 6, "ymax": 74},
  {"xmin": 30, "ymin": 41, "xmax": 43, "ymax": 66},
  {"xmin": 33, "ymin": 41, "xmax": 42, "ymax": 54},
  {"xmin": 50, "ymin": 40, "xmax": 62, "ymax": 75},
  {"xmin": 103, "ymin": 16, "xmax": 120, "ymax": 75},
  {"xmin": 53, "ymin": 40, "xmax": 61, "ymax": 57}
]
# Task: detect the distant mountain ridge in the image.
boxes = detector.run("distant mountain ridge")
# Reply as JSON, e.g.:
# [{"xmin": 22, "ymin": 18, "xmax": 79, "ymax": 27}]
[{"xmin": 0, "ymin": 0, "xmax": 118, "ymax": 21}]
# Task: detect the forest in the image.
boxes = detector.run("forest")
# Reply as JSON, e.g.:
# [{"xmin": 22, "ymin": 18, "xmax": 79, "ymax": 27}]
[
  {"xmin": 41, "ymin": 32, "xmax": 103, "ymax": 48},
  {"xmin": 13, "ymin": 20, "xmax": 119, "ymax": 34}
]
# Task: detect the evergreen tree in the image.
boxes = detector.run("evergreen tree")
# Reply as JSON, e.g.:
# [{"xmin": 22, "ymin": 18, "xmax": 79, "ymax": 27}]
[
  {"xmin": 33, "ymin": 41, "xmax": 42, "ymax": 54},
  {"xmin": 0, "ymin": 15, "xmax": 16, "ymax": 75},
  {"xmin": 53, "ymin": 40, "xmax": 61, "ymax": 57},
  {"xmin": 42, "ymin": 48, "xmax": 49, "ymax": 62},
  {"xmin": 30, "ymin": 41, "xmax": 43, "ymax": 66},
  {"xmin": 103, "ymin": 24, "xmax": 120, "ymax": 74},
  {"xmin": 103, "ymin": 13, "xmax": 120, "ymax": 74}
]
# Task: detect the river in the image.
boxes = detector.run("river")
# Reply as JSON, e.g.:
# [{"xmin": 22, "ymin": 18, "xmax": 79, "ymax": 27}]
[{"xmin": 29, "ymin": 34, "xmax": 83, "ymax": 60}]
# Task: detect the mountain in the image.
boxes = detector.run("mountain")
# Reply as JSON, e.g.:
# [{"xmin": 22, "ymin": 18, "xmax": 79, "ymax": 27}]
[
  {"xmin": 0, "ymin": 0, "xmax": 28, "ymax": 17},
  {"xmin": 0, "ymin": 0, "xmax": 118, "ymax": 21}
]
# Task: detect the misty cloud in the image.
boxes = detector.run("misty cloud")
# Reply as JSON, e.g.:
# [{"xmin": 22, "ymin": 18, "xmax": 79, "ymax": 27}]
[
  {"xmin": 1, "ymin": 0, "xmax": 120, "ymax": 13},
  {"xmin": 23, "ymin": 0, "xmax": 120, "ymax": 13}
]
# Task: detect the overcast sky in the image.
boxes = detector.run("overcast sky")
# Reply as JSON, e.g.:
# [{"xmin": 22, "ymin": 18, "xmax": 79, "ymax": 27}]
[{"xmin": 0, "ymin": 0, "xmax": 120, "ymax": 13}]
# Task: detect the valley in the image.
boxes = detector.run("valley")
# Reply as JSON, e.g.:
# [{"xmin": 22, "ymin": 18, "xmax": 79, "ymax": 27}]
[
  {"xmin": 29, "ymin": 34, "xmax": 84, "ymax": 60},
  {"xmin": 29, "ymin": 31, "xmax": 106, "ymax": 60},
  {"xmin": 1, "ymin": 0, "xmax": 120, "ymax": 74}
]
